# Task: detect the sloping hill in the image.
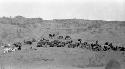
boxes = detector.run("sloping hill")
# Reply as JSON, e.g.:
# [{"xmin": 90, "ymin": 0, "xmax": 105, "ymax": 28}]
[
  {"xmin": 0, "ymin": 16, "xmax": 125, "ymax": 69},
  {"xmin": 0, "ymin": 16, "xmax": 125, "ymax": 46}
]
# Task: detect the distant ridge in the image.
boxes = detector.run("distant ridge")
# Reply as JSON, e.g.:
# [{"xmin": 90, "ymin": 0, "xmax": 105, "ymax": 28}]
[
  {"xmin": 0, "ymin": 16, "xmax": 125, "ymax": 22},
  {"xmin": 53, "ymin": 19, "xmax": 125, "ymax": 22}
]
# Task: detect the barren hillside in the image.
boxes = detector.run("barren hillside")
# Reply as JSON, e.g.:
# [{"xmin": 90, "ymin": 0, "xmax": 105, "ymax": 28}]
[
  {"xmin": 0, "ymin": 16, "xmax": 125, "ymax": 69},
  {"xmin": 0, "ymin": 16, "xmax": 125, "ymax": 46}
]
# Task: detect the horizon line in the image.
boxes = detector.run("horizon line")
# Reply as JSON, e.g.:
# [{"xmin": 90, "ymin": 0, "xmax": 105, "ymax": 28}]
[{"xmin": 0, "ymin": 16, "xmax": 125, "ymax": 21}]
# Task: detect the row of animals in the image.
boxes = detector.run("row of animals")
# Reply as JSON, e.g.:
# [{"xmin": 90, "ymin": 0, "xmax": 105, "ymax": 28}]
[
  {"xmin": 1, "ymin": 34, "xmax": 125, "ymax": 54},
  {"xmin": 36, "ymin": 35, "xmax": 125, "ymax": 51}
]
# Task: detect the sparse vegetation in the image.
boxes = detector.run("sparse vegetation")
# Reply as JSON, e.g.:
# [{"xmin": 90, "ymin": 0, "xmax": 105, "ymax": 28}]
[{"xmin": 0, "ymin": 16, "xmax": 125, "ymax": 69}]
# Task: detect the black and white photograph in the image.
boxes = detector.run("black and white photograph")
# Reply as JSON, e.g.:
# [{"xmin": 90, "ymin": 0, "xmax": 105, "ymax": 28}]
[{"xmin": 0, "ymin": 0, "xmax": 125, "ymax": 69}]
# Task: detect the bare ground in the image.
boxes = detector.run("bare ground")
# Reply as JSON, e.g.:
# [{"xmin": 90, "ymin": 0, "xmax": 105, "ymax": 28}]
[{"xmin": 0, "ymin": 47, "xmax": 125, "ymax": 69}]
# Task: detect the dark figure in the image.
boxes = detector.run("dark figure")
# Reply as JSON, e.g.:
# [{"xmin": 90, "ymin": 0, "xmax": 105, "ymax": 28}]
[
  {"xmin": 65, "ymin": 40, "xmax": 73, "ymax": 44},
  {"xmin": 92, "ymin": 40, "xmax": 102, "ymax": 51},
  {"xmin": 36, "ymin": 39, "xmax": 49, "ymax": 48},
  {"xmin": 95, "ymin": 40, "xmax": 99, "ymax": 45},
  {"xmin": 36, "ymin": 43, "xmax": 43, "ymax": 47},
  {"xmin": 57, "ymin": 36, "xmax": 63, "ymax": 39},
  {"xmin": 105, "ymin": 42, "xmax": 109, "ymax": 45},
  {"xmin": 118, "ymin": 46, "xmax": 125, "ymax": 51},
  {"xmin": 65, "ymin": 36, "xmax": 71, "ymax": 40},
  {"xmin": 103, "ymin": 45, "xmax": 110, "ymax": 51},
  {"xmin": 13, "ymin": 42, "xmax": 22, "ymax": 50},
  {"xmin": 67, "ymin": 44, "xmax": 76, "ymax": 48},
  {"xmin": 80, "ymin": 43, "xmax": 86, "ymax": 49},
  {"xmin": 80, "ymin": 42, "xmax": 88, "ymax": 49},
  {"xmin": 85, "ymin": 44, "xmax": 91, "ymax": 50},
  {"xmin": 83, "ymin": 42, "xmax": 88, "ymax": 45},
  {"xmin": 108, "ymin": 43, "xmax": 116, "ymax": 51},
  {"xmin": 51, "ymin": 40, "xmax": 61, "ymax": 47},
  {"xmin": 24, "ymin": 40, "xmax": 32, "ymax": 45},
  {"xmin": 18, "ymin": 46, "xmax": 21, "ymax": 50},
  {"xmin": 78, "ymin": 39, "xmax": 82, "ymax": 43},
  {"xmin": 111, "ymin": 46, "xmax": 118, "ymax": 51},
  {"xmin": 58, "ymin": 42, "xmax": 66, "ymax": 47},
  {"xmin": 75, "ymin": 42, "xmax": 80, "ymax": 48},
  {"xmin": 36, "ymin": 41, "xmax": 45, "ymax": 47},
  {"xmin": 93, "ymin": 40, "xmax": 100, "ymax": 47},
  {"xmin": 46, "ymin": 41, "xmax": 53, "ymax": 47},
  {"xmin": 49, "ymin": 43, "xmax": 55, "ymax": 47},
  {"xmin": 49, "ymin": 34, "xmax": 55, "ymax": 39},
  {"xmin": 13, "ymin": 42, "xmax": 22, "ymax": 47},
  {"xmin": 108, "ymin": 43, "xmax": 113, "ymax": 47},
  {"xmin": 92, "ymin": 45, "xmax": 102, "ymax": 51},
  {"xmin": 24, "ymin": 38, "xmax": 36, "ymax": 45},
  {"xmin": 36, "ymin": 38, "xmax": 45, "ymax": 47}
]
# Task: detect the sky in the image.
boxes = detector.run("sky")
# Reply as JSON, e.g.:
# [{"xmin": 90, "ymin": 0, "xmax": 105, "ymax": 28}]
[{"xmin": 0, "ymin": 0, "xmax": 124, "ymax": 21}]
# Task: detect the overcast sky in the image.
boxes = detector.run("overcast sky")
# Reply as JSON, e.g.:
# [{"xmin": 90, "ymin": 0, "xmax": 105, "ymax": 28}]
[{"xmin": 0, "ymin": 0, "xmax": 124, "ymax": 21}]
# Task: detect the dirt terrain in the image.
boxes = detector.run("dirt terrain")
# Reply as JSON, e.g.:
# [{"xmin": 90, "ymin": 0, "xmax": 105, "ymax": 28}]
[
  {"xmin": 0, "ymin": 16, "xmax": 125, "ymax": 69},
  {"xmin": 0, "ymin": 47, "xmax": 125, "ymax": 69}
]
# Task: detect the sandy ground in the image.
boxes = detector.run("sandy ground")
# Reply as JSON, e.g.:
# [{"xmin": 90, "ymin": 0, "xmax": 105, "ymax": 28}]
[{"xmin": 0, "ymin": 47, "xmax": 124, "ymax": 69}]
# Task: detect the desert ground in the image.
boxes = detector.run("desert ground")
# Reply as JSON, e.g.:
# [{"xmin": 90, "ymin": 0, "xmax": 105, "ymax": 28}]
[{"xmin": 0, "ymin": 16, "xmax": 125, "ymax": 69}]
